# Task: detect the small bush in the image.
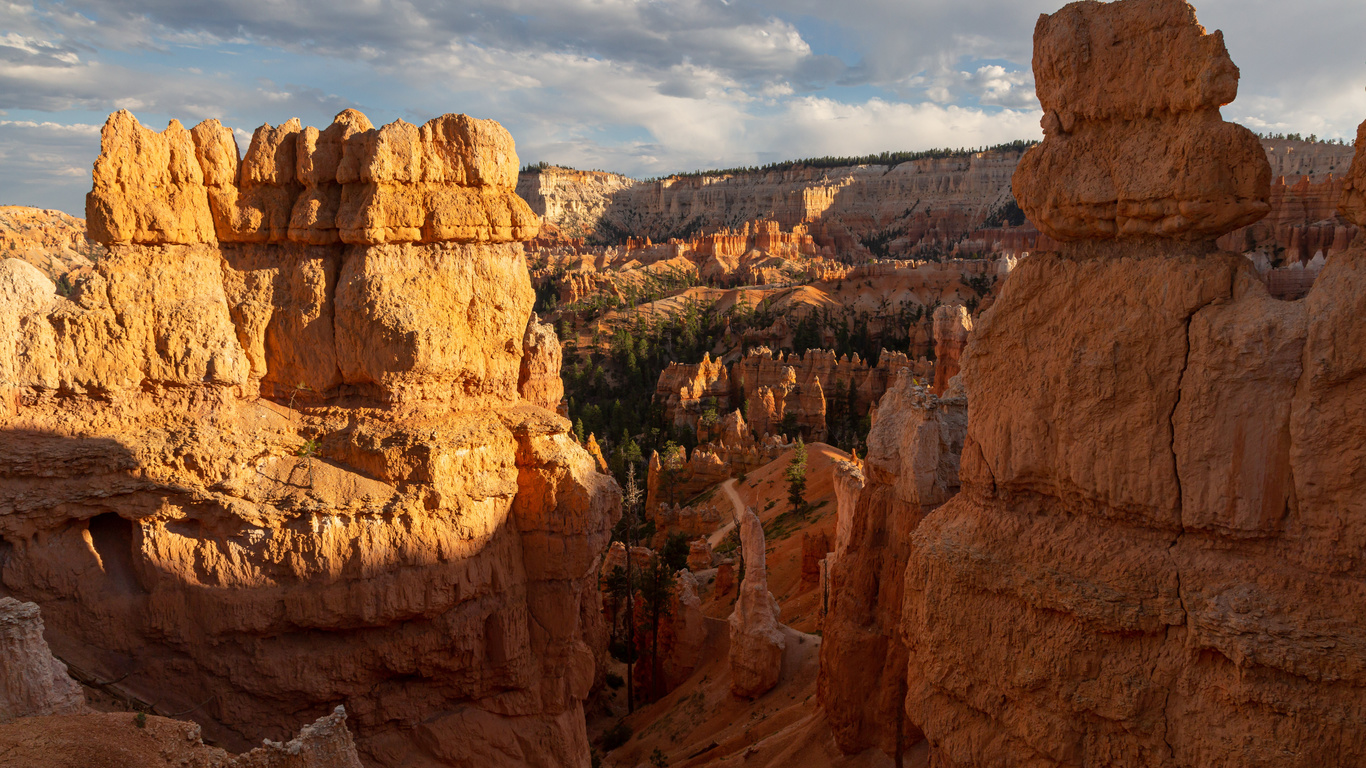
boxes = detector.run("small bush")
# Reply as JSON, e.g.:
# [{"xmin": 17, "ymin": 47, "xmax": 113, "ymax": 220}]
[
  {"xmin": 605, "ymin": 672, "xmax": 624, "ymax": 689},
  {"xmin": 650, "ymin": 748, "xmax": 670, "ymax": 767},
  {"xmin": 601, "ymin": 720, "xmax": 633, "ymax": 751},
  {"xmin": 134, "ymin": 712, "xmax": 147, "ymax": 729}
]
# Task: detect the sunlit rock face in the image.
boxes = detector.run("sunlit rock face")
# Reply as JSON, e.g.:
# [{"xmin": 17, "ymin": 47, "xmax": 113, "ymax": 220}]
[
  {"xmin": 1013, "ymin": 0, "xmax": 1271, "ymax": 242},
  {"xmin": 0, "ymin": 109, "xmax": 619, "ymax": 768},
  {"xmin": 900, "ymin": 2, "xmax": 1366, "ymax": 766}
]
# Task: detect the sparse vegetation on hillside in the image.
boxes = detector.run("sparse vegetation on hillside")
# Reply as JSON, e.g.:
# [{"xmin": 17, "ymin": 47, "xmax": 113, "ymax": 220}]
[{"xmin": 656, "ymin": 139, "xmax": 1040, "ymax": 180}]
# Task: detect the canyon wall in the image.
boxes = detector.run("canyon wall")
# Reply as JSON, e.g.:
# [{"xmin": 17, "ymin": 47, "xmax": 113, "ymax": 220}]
[
  {"xmin": 900, "ymin": 2, "xmax": 1366, "ymax": 767},
  {"xmin": 0, "ymin": 109, "xmax": 619, "ymax": 767},
  {"xmin": 520, "ymin": 137, "xmax": 1353, "ymax": 264}
]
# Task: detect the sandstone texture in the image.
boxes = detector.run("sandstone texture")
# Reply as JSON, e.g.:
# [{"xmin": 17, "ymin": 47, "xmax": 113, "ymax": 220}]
[
  {"xmin": 0, "ymin": 598, "xmax": 85, "ymax": 723},
  {"xmin": 0, "ymin": 206, "xmax": 106, "ymax": 282},
  {"xmin": 0, "ymin": 706, "xmax": 363, "ymax": 768},
  {"xmin": 900, "ymin": 3, "xmax": 1366, "ymax": 766},
  {"xmin": 660, "ymin": 569, "xmax": 707, "ymax": 691},
  {"xmin": 930, "ymin": 305, "xmax": 972, "ymax": 396},
  {"xmin": 819, "ymin": 378, "xmax": 965, "ymax": 759},
  {"xmin": 0, "ymin": 109, "xmax": 618, "ymax": 768},
  {"xmin": 728, "ymin": 505, "xmax": 786, "ymax": 698},
  {"xmin": 1013, "ymin": 0, "xmax": 1271, "ymax": 241},
  {"xmin": 1341, "ymin": 120, "xmax": 1366, "ymax": 226}
]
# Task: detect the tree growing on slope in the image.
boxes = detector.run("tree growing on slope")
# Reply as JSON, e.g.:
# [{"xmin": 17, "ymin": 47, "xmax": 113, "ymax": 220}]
[{"xmin": 786, "ymin": 438, "xmax": 808, "ymax": 516}]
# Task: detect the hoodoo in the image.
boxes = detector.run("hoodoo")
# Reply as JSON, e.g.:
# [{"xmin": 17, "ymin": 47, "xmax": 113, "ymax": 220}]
[
  {"xmin": 901, "ymin": 0, "xmax": 1366, "ymax": 766},
  {"xmin": 0, "ymin": 109, "xmax": 619, "ymax": 767}
]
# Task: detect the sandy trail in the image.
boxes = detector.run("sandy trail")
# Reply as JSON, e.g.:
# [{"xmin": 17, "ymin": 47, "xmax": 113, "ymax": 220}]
[{"xmin": 707, "ymin": 478, "xmax": 747, "ymax": 547}]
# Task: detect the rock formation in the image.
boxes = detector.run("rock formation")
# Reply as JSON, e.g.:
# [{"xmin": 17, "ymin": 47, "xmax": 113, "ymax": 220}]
[
  {"xmin": 930, "ymin": 304, "xmax": 972, "ymax": 396},
  {"xmin": 728, "ymin": 505, "xmax": 786, "ymax": 698},
  {"xmin": 799, "ymin": 530, "xmax": 829, "ymax": 590},
  {"xmin": 0, "ymin": 598, "xmax": 85, "ymax": 723},
  {"xmin": 1342, "ymin": 119, "xmax": 1366, "ymax": 226},
  {"xmin": 660, "ymin": 569, "xmax": 707, "ymax": 691},
  {"xmin": 0, "ymin": 109, "xmax": 619, "ymax": 767},
  {"xmin": 657, "ymin": 347, "xmax": 913, "ymax": 442},
  {"xmin": 644, "ymin": 410, "xmax": 793, "ymax": 517},
  {"xmin": 0, "ymin": 706, "xmax": 364, "ymax": 767},
  {"xmin": 1013, "ymin": 0, "xmax": 1270, "ymax": 241},
  {"xmin": 520, "ymin": 149, "xmax": 1029, "ymax": 259},
  {"xmin": 0, "ymin": 206, "xmax": 106, "ymax": 282},
  {"xmin": 819, "ymin": 377, "xmax": 966, "ymax": 759},
  {"xmin": 686, "ymin": 537, "xmax": 713, "ymax": 572},
  {"xmin": 901, "ymin": 3, "xmax": 1366, "ymax": 766},
  {"xmin": 519, "ymin": 314, "xmax": 566, "ymax": 411}
]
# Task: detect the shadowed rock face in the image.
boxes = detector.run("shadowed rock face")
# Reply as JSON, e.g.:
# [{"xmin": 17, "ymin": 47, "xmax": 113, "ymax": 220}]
[
  {"xmin": 900, "ymin": 2, "xmax": 1366, "ymax": 767},
  {"xmin": 0, "ymin": 109, "xmax": 619, "ymax": 768},
  {"xmin": 818, "ymin": 378, "xmax": 965, "ymax": 760},
  {"xmin": 0, "ymin": 598, "xmax": 85, "ymax": 723}
]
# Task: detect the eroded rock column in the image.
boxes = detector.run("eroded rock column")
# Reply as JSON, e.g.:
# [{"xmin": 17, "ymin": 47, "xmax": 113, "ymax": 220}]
[
  {"xmin": 0, "ymin": 108, "xmax": 618, "ymax": 768},
  {"xmin": 728, "ymin": 505, "xmax": 786, "ymax": 698},
  {"xmin": 901, "ymin": 2, "xmax": 1366, "ymax": 766}
]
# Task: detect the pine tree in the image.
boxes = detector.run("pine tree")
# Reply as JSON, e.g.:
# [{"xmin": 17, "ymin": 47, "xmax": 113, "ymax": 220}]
[{"xmin": 786, "ymin": 438, "xmax": 808, "ymax": 516}]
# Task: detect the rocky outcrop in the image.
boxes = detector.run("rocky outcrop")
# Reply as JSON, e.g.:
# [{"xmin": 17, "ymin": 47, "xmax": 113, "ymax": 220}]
[
  {"xmin": 660, "ymin": 569, "xmax": 707, "ymax": 691},
  {"xmin": 519, "ymin": 314, "xmax": 565, "ymax": 411},
  {"xmin": 644, "ymin": 410, "xmax": 792, "ymax": 517},
  {"xmin": 687, "ymin": 538, "xmax": 713, "ymax": 571},
  {"xmin": 516, "ymin": 166, "xmax": 636, "ymax": 240},
  {"xmin": 819, "ymin": 378, "xmax": 965, "ymax": 759},
  {"xmin": 230, "ymin": 706, "xmax": 364, "ymax": 768},
  {"xmin": 657, "ymin": 347, "xmax": 912, "ymax": 442},
  {"xmin": 0, "ymin": 207, "xmax": 106, "ymax": 282},
  {"xmin": 901, "ymin": 3, "xmax": 1366, "ymax": 766},
  {"xmin": 0, "ymin": 109, "xmax": 619, "ymax": 767},
  {"xmin": 1342, "ymin": 120, "xmax": 1366, "ymax": 226},
  {"xmin": 0, "ymin": 706, "xmax": 364, "ymax": 767},
  {"xmin": 930, "ymin": 304, "xmax": 972, "ymax": 396},
  {"xmin": 0, "ymin": 598, "xmax": 85, "ymax": 723},
  {"xmin": 1013, "ymin": 0, "xmax": 1270, "ymax": 241},
  {"xmin": 728, "ymin": 505, "xmax": 785, "ymax": 698}
]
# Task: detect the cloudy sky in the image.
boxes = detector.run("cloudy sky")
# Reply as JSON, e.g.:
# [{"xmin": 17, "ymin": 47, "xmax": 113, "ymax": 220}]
[{"xmin": 2, "ymin": 0, "xmax": 1363, "ymax": 216}]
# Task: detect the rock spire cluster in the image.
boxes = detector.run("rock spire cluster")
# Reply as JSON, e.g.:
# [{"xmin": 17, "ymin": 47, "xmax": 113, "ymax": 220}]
[{"xmin": 0, "ymin": 108, "xmax": 619, "ymax": 767}]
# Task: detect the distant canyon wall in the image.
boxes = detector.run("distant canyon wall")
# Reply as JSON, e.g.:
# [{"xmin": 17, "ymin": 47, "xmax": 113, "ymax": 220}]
[{"xmin": 519, "ymin": 139, "xmax": 1356, "ymax": 261}]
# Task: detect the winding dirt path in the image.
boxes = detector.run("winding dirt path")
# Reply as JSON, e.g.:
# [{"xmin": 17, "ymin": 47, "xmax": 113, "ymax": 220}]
[{"xmin": 708, "ymin": 478, "xmax": 747, "ymax": 547}]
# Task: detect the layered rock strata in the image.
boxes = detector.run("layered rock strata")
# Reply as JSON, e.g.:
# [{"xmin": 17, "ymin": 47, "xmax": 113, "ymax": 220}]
[
  {"xmin": 0, "ymin": 109, "xmax": 618, "ymax": 767},
  {"xmin": 819, "ymin": 378, "xmax": 966, "ymax": 759},
  {"xmin": 902, "ymin": 3, "xmax": 1366, "ymax": 766},
  {"xmin": 728, "ymin": 505, "xmax": 786, "ymax": 698}
]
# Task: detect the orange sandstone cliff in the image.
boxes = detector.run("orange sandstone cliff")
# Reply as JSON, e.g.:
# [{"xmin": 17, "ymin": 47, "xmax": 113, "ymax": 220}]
[
  {"xmin": 0, "ymin": 109, "xmax": 619, "ymax": 767},
  {"xmin": 901, "ymin": 1, "xmax": 1366, "ymax": 766}
]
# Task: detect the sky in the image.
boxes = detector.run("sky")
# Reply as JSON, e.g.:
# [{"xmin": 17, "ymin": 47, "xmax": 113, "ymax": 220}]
[{"xmin": 2, "ymin": 0, "xmax": 1364, "ymax": 217}]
